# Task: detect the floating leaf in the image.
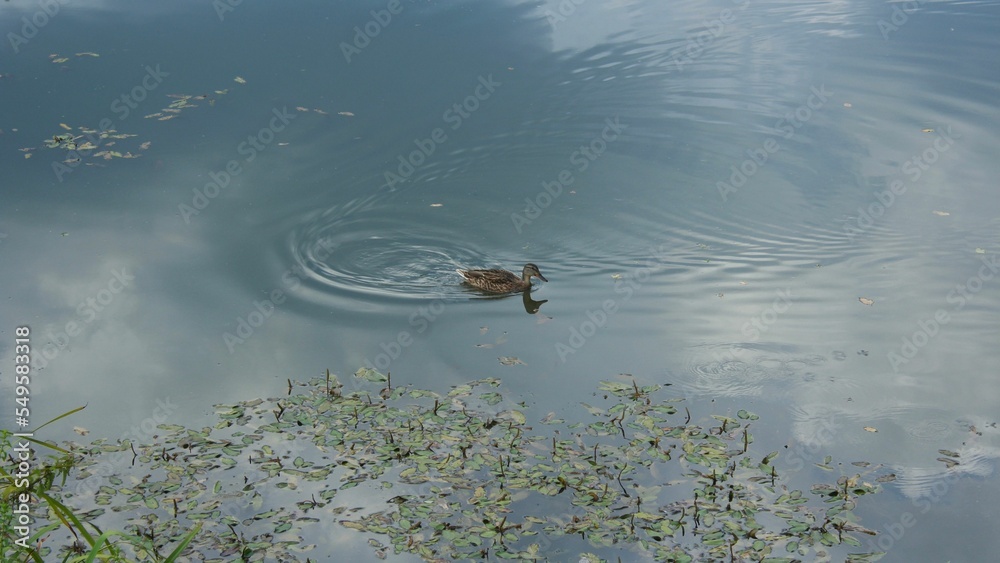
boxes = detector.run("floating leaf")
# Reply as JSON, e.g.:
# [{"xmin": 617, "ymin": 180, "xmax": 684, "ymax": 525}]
[
  {"xmin": 355, "ymin": 367, "xmax": 387, "ymax": 382},
  {"xmin": 858, "ymin": 297, "xmax": 874, "ymax": 306},
  {"xmin": 35, "ymin": 372, "xmax": 885, "ymax": 562},
  {"xmin": 498, "ymin": 356, "xmax": 525, "ymax": 366}
]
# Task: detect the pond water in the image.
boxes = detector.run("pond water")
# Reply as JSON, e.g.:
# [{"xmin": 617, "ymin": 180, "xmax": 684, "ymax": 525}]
[{"xmin": 2, "ymin": 0, "xmax": 999, "ymax": 560}]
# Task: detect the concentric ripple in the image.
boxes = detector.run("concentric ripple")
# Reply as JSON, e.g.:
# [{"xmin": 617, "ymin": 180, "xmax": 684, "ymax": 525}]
[
  {"xmin": 675, "ymin": 344, "xmax": 830, "ymax": 398},
  {"xmin": 288, "ymin": 207, "xmax": 492, "ymax": 303}
]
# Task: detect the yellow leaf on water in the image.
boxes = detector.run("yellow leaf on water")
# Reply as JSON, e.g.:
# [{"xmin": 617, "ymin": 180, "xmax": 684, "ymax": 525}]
[
  {"xmin": 921, "ymin": 128, "xmax": 934, "ymax": 133},
  {"xmin": 430, "ymin": 203, "xmax": 443, "ymax": 207},
  {"xmin": 932, "ymin": 210, "xmax": 950, "ymax": 216},
  {"xmin": 59, "ymin": 123, "xmax": 72, "ymax": 131},
  {"xmin": 859, "ymin": 297, "xmax": 874, "ymax": 306},
  {"xmin": 75, "ymin": 52, "xmax": 100, "ymax": 57},
  {"xmin": 24, "ymin": 153, "xmax": 32, "ymax": 159},
  {"xmin": 338, "ymin": 111, "xmax": 355, "ymax": 117},
  {"xmin": 863, "ymin": 426, "xmax": 878, "ymax": 433},
  {"xmin": 234, "ymin": 76, "xmax": 247, "ymax": 84},
  {"xmin": 52, "ymin": 57, "xmax": 69, "ymax": 63},
  {"xmin": 975, "ymin": 248, "xmax": 986, "ymax": 254}
]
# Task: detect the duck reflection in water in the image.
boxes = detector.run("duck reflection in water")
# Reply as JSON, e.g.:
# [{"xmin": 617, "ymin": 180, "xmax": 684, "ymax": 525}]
[{"xmin": 521, "ymin": 288, "xmax": 547, "ymax": 314}]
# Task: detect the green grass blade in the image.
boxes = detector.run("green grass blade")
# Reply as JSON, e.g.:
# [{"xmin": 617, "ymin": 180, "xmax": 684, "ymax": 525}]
[
  {"xmin": 37, "ymin": 491, "xmax": 96, "ymax": 546},
  {"xmin": 31, "ymin": 405, "xmax": 87, "ymax": 433},
  {"xmin": 164, "ymin": 523, "xmax": 201, "ymax": 562}
]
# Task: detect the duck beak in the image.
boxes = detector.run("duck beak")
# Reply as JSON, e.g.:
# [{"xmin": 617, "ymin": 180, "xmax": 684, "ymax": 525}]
[{"xmin": 536, "ymin": 273, "xmax": 548, "ymax": 282}]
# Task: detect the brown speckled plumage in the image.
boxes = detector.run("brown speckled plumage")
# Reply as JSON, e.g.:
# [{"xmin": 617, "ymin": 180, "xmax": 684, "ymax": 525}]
[{"xmin": 457, "ymin": 263, "xmax": 548, "ymax": 293}]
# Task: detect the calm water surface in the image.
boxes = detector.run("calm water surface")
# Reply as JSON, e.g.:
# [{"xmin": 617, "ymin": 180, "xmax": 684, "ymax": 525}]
[{"xmin": 2, "ymin": 0, "xmax": 999, "ymax": 560}]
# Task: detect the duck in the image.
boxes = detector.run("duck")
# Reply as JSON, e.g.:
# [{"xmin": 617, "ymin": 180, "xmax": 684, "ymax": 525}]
[{"xmin": 457, "ymin": 263, "xmax": 548, "ymax": 294}]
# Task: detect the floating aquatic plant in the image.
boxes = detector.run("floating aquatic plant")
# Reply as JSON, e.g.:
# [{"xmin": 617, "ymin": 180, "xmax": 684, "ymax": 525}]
[{"xmin": 23, "ymin": 370, "xmax": 884, "ymax": 561}]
